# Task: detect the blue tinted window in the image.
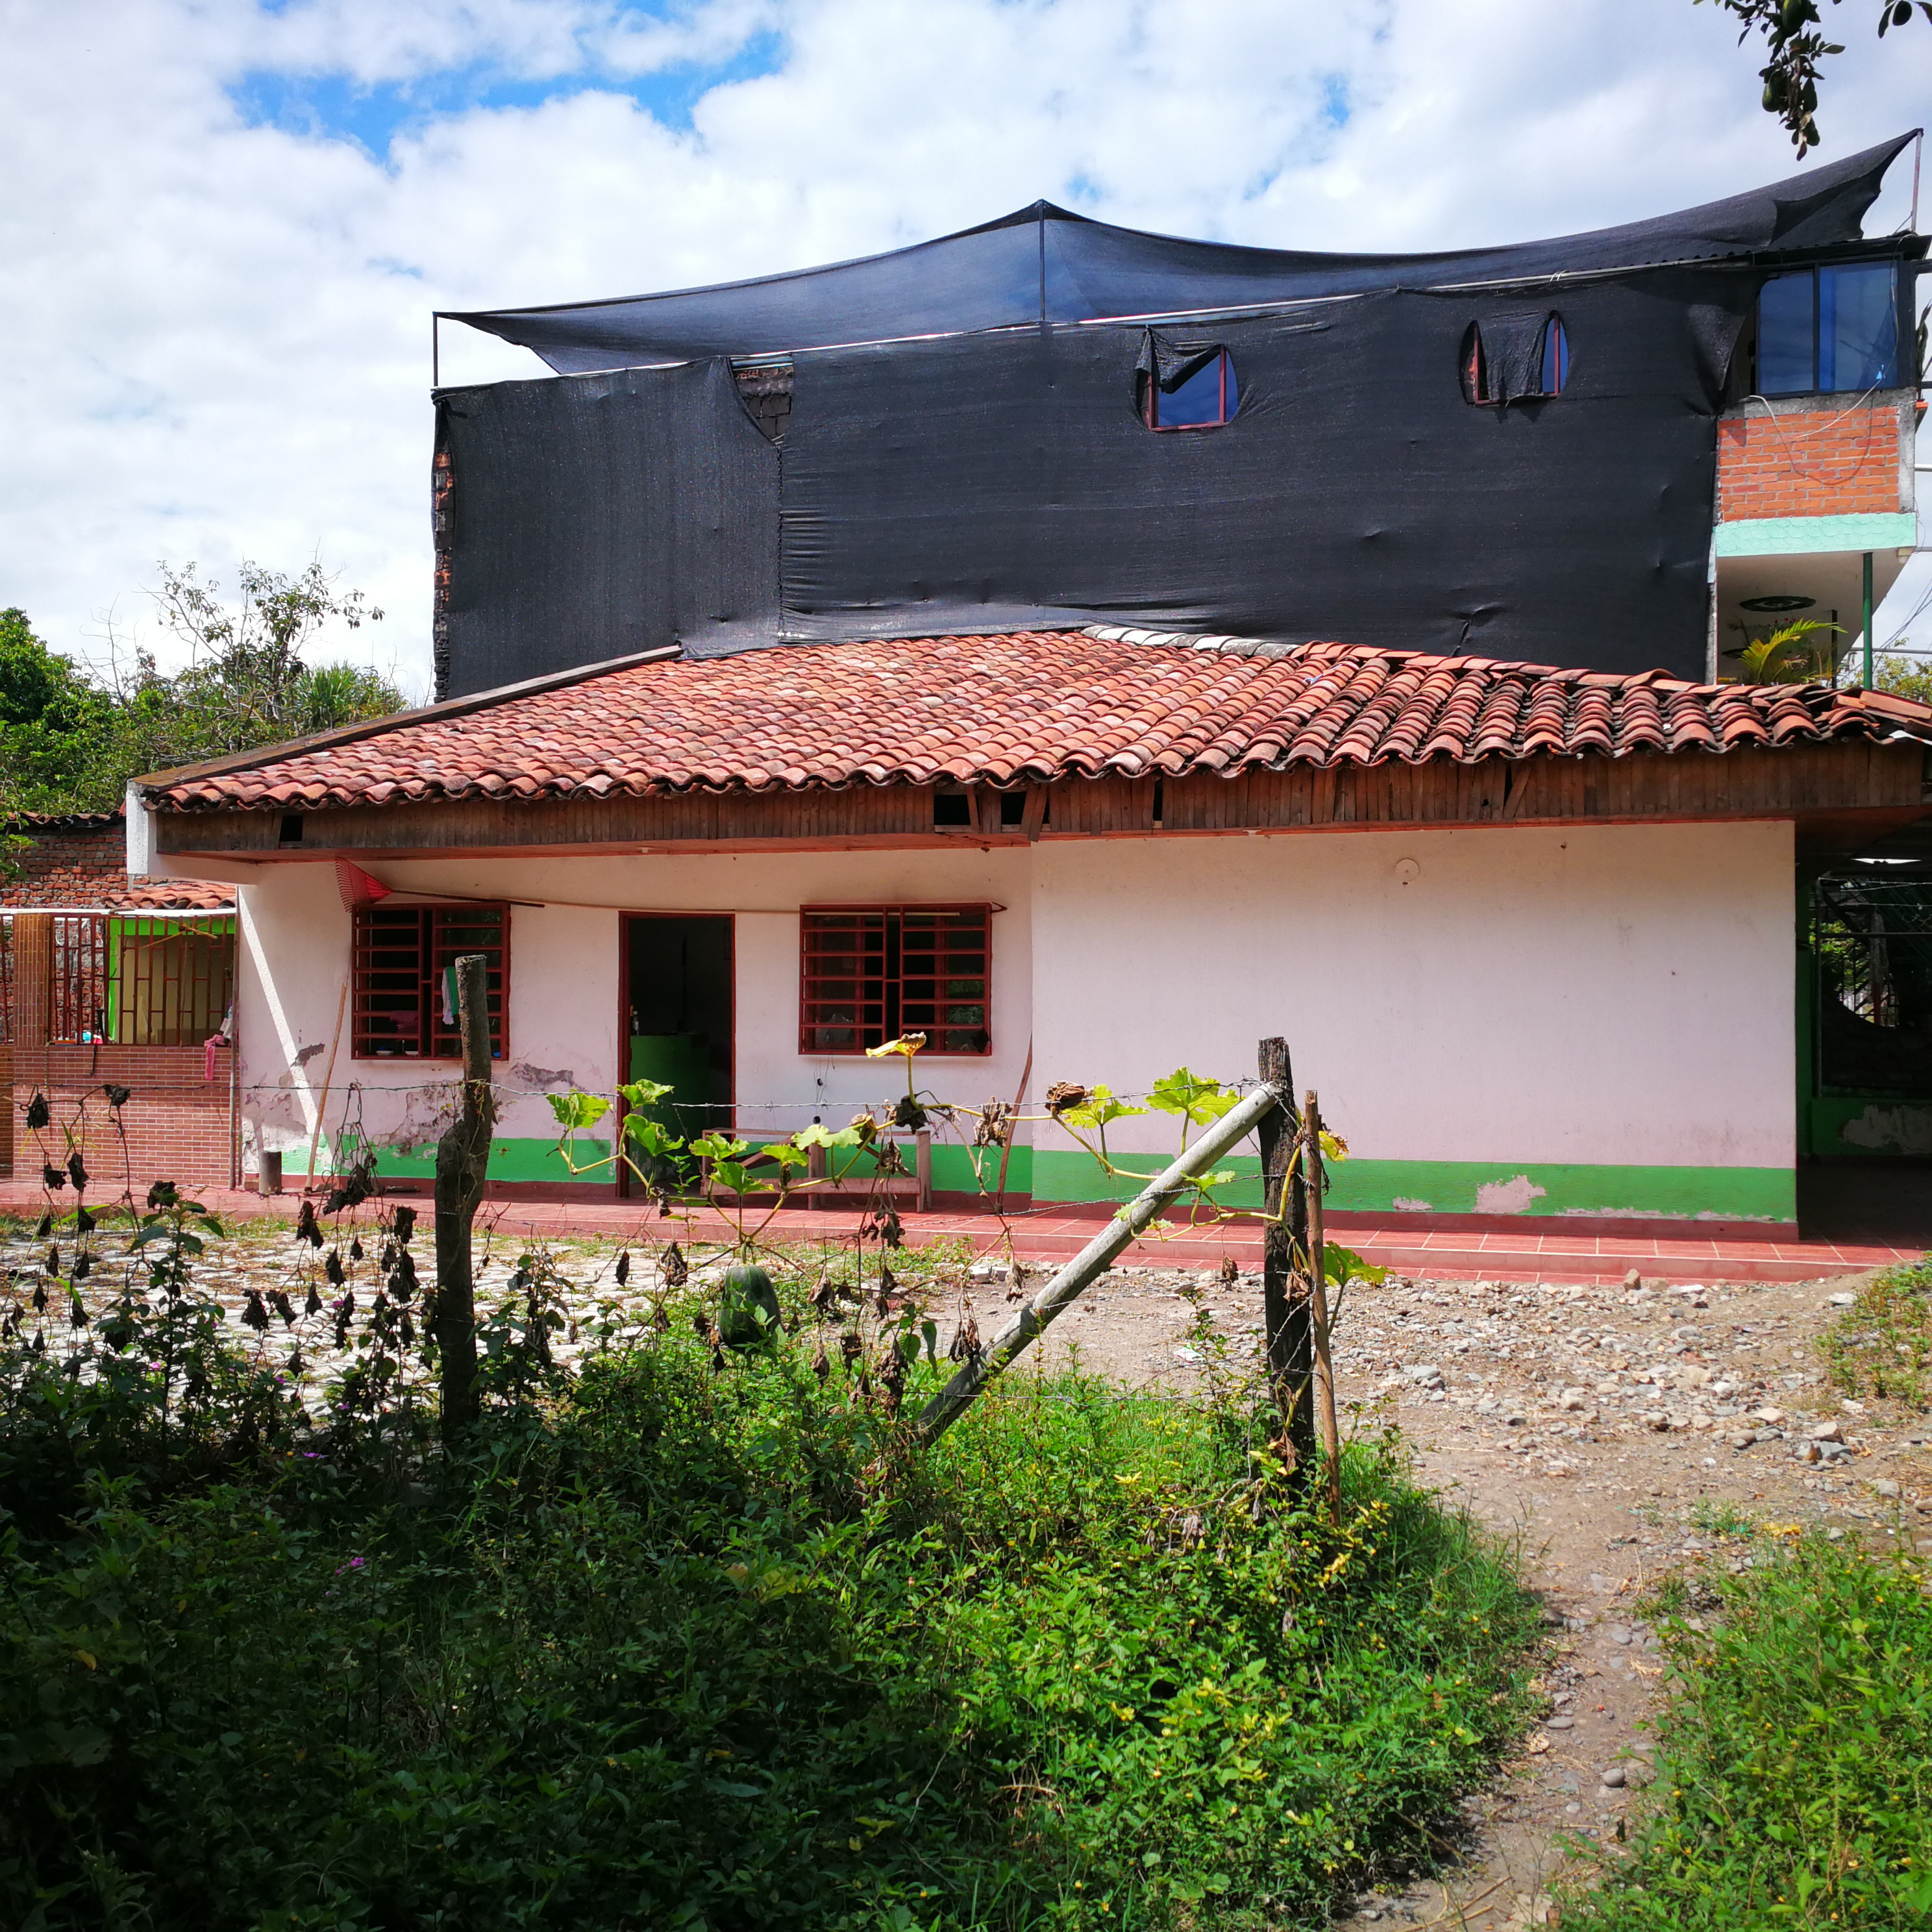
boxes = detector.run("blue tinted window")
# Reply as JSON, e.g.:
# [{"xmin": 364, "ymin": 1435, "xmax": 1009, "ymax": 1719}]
[
  {"xmin": 1757, "ymin": 271, "xmax": 1814, "ymax": 395},
  {"xmin": 1539, "ymin": 316, "xmax": 1568, "ymax": 394},
  {"xmin": 1819, "ymin": 262, "xmax": 1897, "ymax": 391},
  {"xmin": 1151, "ymin": 351, "xmax": 1236, "ymax": 428}
]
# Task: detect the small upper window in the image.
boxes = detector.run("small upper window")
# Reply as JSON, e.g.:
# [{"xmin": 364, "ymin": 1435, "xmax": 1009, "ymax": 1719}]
[
  {"xmin": 1462, "ymin": 314, "xmax": 1568, "ymax": 406},
  {"xmin": 1137, "ymin": 333, "xmax": 1239, "ymax": 430},
  {"xmin": 1757, "ymin": 262, "xmax": 1899, "ymax": 395},
  {"xmin": 1149, "ymin": 349, "xmax": 1237, "ymax": 429},
  {"xmin": 1539, "ymin": 315, "xmax": 1569, "ymax": 396},
  {"xmin": 1461, "ymin": 323, "xmax": 1489, "ymax": 404}
]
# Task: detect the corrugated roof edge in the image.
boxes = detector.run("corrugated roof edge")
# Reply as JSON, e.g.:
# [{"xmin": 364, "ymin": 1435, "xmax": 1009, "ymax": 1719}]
[{"xmin": 128, "ymin": 644, "xmax": 684, "ymax": 800}]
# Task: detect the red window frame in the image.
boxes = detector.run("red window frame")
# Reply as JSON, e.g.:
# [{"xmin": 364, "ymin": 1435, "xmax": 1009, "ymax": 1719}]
[
  {"xmin": 799, "ymin": 905, "xmax": 991, "ymax": 1056},
  {"xmin": 352, "ymin": 903, "xmax": 510, "ymax": 1059},
  {"xmin": 1146, "ymin": 349, "xmax": 1236, "ymax": 431}
]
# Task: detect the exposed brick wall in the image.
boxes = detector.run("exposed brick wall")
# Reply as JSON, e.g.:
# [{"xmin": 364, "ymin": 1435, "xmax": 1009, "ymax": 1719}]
[
  {"xmin": 432, "ymin": 441, "xmax": 455, "ymax": 701},
  {"xmin": 732, "ymin": 362, "xmax": 793, "ymax": 441},
  {"xmin": 1717, "ymin": 396, "xmax": 1909, "ymax": 522},
  {"xmin": 8, "ymin": 1043, "xmax": 236, "ymax": 1189},
  {"xmin": 5, "ymin": 820, "xmax": 125, "ymax": 910},
  {"xmin": 0, "ymin": 817, "xmax": 233, "ymax": 913}
]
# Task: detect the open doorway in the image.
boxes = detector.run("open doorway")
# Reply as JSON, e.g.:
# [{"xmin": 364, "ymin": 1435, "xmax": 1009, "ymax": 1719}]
[{"xmin": 619, "ymin": 915, "xmax": 734, "ymax": 1194}]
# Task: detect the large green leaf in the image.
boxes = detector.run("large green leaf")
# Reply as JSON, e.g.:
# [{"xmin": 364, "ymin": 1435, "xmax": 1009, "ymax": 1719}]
[
  {"xmin": 1322, "ymin": 1241, "xmax": 1388, "ymax": 1288},
  {"xmin": 1056, "ymin": 1083, "xmax": 1149, "ymax": 1130},
  {"xmin": 1148, "ymin": 1067, "xmax": 1240, "ymax": 1125},
  {"xmin": 620, "ymin": 1113, "xmax": 684, "ymax": 1158},
  {"xmin": 548, "ymin": 1091, "xmax": 611, "ymax": 1132}
]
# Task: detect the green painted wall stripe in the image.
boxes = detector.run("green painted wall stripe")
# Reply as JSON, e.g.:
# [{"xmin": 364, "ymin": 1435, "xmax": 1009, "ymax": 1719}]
[
  {"xmin": 1027, "ymin": 1150, "xmax": 1795, "ymax": 1222},
  {"xmin": 286, "ymin": 1136, "xmax": 1790, "ymax": 1222},
  {"xmin": 1714, "ymin": 511, "xmax": 1916, "ymax": 558},
  {"xmin": 292, "ymin": 1137, "xmax": 610, "ymax": 1184},
  {"xmin": 290, "ymin": 1137, "xmax": 1036, "ymax": 1191}
]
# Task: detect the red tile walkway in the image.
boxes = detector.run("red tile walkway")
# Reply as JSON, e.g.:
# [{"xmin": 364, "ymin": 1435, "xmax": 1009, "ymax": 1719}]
[{"xmin": 13, "ymin": 1182, "xmax": 1916, "ymax": 1287}]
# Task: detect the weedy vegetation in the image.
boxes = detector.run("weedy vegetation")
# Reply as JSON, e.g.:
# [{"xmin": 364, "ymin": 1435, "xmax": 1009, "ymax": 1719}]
[
  {"xmin": 0, "ymin": 1249, "xmax": 1541, "ymax": 1930},
  {"xmin": 1, "ymin": 1062, "xmax": 1542, "ymax": 1929},
  {"xmin": 1820, "ymin": 1254, "xmax": 1932, "ymax": 1409},
  {"xmin": 1564, "ymin": 1522, "xmax": 1932, "ymax": 1929}
]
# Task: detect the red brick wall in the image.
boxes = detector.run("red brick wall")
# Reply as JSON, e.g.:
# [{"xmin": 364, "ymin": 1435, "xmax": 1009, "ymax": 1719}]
[
  {"xmin": 1717, "ymin": 399, "xmax": 1905, "ymax": 522},
  {"xmin": 6, "ymin": 823, "xmax": 127, "ymax": 910},
  {"xmin": 8, "ymin": 1043, "xmax": 236, "ymax": 1190}
]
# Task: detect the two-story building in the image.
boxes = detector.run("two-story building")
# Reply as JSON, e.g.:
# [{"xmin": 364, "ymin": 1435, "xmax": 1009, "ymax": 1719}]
[{"xmin": 126, "ymin": 136, "xmax": 1932, "ymax": 1227}]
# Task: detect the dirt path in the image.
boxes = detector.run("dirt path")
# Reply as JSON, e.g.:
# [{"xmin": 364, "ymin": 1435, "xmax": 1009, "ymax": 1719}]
[{"xmin": 1011, "ymin": 1258, "xmax": 1931, "ymax": 1929}]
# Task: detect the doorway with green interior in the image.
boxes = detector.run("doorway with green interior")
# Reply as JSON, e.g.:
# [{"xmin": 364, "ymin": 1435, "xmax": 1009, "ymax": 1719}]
[{"xmin": 622, "ymin": 915, "xmax": 734, "ymax": 1171}]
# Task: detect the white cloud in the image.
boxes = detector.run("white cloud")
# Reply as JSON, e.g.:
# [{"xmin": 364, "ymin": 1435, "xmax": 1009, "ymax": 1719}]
[{"xmin": 1, "ymin": 0, "xmax": 1926, "ymax": 691}]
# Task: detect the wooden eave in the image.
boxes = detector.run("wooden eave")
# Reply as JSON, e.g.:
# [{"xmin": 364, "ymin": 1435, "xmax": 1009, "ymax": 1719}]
[{"xmin": 149, "ymin": 741, "xmax": 1932, "ymax": 863}]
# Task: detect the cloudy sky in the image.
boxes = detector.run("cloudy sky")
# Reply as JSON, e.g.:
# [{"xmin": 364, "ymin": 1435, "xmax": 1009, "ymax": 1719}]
[{"xmin": 2, "ymin": 0, "xmax": 1927, "ymax": 694}]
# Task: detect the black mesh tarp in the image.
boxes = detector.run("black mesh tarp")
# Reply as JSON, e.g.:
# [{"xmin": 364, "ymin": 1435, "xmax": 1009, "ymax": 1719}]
[
  {"xmin": 447, "ymin": 135, "xmax": 1914, "ymax": 371},
  {"xmin": 774, "ymin": 275, "xmax": 1746, "ymax": 671},
  {"xmin": 431, "ymin": 136, "xmax": 1922, "ymax": 697},
  {"xmin": 435, "ymin": 360, "xmax": 777, "ymax": 693}
]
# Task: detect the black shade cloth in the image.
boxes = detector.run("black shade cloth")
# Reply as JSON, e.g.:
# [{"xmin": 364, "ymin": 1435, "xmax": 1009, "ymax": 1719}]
[
  {"xmin": 447, "ymin": 135, "xmax": 1914, "ymax": 371},
  {"xmin": 1136, "ymin": 328, "xmax": 1230, "ymax": 392},
  {"xmin": 434, "ymin": 360, "xmax": 776, "ymax": 695},
  {"xmin": 436, "ymin": 269, "xmax": 1752, "ymax": 692},
  {"xmin": 772, "ymin": 277, "xmax": 1745, "ymax": 673},
  {"xmin": 432, "ymin": 138, "xmax": 1921, "ymax": 699},
  {"xmin": 1481, "ymin": 311, "xmax": 1554, "ymax": 403}
]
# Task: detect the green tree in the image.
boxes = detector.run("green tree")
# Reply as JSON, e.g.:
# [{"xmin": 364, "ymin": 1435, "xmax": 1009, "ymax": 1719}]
[
  {"xmin": 0, "ymin": 608, "xmax": 115, "ymax": 811},
  {"xmin": 1875, "ymin": 649, "xmax": 1932, "ymax": 703},
  {"xmin": 1697, "ymin": 0, "xmax": 1931, "ymax": 154},
  {"xmin": 1, "ymin": 562, "xmax": 411, "ymax": 815}
]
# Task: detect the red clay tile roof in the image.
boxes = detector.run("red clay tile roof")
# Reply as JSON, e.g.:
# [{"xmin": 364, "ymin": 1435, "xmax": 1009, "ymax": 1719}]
[{"xmin": 143, "ymin": 628, "xmax": 1932, "ymax": 810}]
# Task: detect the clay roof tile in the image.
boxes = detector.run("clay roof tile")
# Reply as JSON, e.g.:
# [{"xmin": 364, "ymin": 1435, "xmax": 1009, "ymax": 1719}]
[{"xmin": 138, "ymin": 628, "xmax": 1932, "ymax": 813}]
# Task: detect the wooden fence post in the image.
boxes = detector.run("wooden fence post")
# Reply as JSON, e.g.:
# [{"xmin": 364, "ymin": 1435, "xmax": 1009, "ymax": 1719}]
[
  {"xmin": 1257, "ymin": 1037, "xmax": 1316, "ymax": 1474},
  {"xmin": 435, "ymin": 954, "xmax": 494, "ymax": 1441},
  {"xmin": 1304, "ymin": 1089, "xmax": 1344, "ymax": 1516},
  {"xmin": 916, "ymin": 1072, "xmax": 1287, "ymax": 1443}
]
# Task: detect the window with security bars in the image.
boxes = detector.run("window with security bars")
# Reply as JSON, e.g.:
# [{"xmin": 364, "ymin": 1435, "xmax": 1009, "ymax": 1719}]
[
  {"xmin": 800, "ymin": 906, "xmax": 990, "ymax": 1055},
  {"xmin": 353, "ymin": 904, "xmax": 509, "ymax": 1059},
  {"xmin": 53, "ymin": 915, "xmax": 110, "ymax": 1043}
]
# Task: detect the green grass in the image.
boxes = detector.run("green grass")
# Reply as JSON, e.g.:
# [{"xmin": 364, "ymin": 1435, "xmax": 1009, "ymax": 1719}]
[
  {"xmin": 1820, "ymin": 1255, "xmax": 1932, "ymax": 1409},
  {"xmin": 0, "ymin": 1315, "xmax": 1541, "ymax": 1931},
  {"xmin": 1563, "ymin": 1529, "xmax": 1932, "ymax": 1930}
]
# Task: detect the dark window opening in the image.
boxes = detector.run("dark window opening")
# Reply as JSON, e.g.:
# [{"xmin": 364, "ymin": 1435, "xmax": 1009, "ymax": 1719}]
[
  {"xmin": 1539, "ymin": 315, "xmax": 1569, "ymax": 395},
  {"xmin": 279, "ymin": 813, "xmax": 303, "ymax": 845},
  {"xmin": 998, "ymin": 789, "xmax": 1026, "ymax": 827},
  {"xmin": 353, "ymin": 903, "xmax": 508, "ymax": 1059},
  {"xmin": 731, "ymin": 359, "xmax": 794, "ymax": 441},
  {"xmin": 1146, "ymin": 349, "xmax": 1238, "ymax": 430},
  {"xmin": 800, "ymin": 906, "xmax": 990, "ymax": 1056},
  {"xmin": 1152, "ymin": 777, "xmax": 1164, "ymax": 827},
  {"xmin": 1757, "ymin": 262, "xmax": 1899, "ymax": 395},
  {"xmin": 1463, "ymin": 314, "xmax": 1568, "ymax": 405},
  {"xmin": 1460, "ymin": 323, "xmax": 1488, "ymax": 405},
  {"xmin": 934, "ymin": 789, "xmax": 972, "ymax": 827}
]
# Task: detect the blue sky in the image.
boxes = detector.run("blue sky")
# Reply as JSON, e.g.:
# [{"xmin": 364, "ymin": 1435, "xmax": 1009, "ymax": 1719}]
[
  {"xmin": 1, "ymin": 0, "xmax": 1926, "ymax": 690},
  {"xmin": 230, "ymin": 28, "xmax": 787, "ymax": 152}
]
